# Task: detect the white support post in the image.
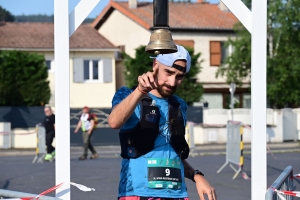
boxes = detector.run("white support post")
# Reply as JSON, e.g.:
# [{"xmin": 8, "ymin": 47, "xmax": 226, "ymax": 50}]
[
  {"xmin": 54, "ymin": 0, "xmax": 71, "ymax": 199},
  {"xmin": 54, "ymin": 0, "xmax": 102, "ymax": 199},
  {"xmin": 69, "ymin": 0, "xmax": 101, "ymax": 36},
  {"xmin": 221, "ymin": 0, "xmax": 267, "ymax": 199},
  {"xmin": 251, "ymin": 0, "xmax": 267, "ymax": 199},
  {"xmin": 221, "ymin": 0, "xmax": 252, "ymax": 33}
]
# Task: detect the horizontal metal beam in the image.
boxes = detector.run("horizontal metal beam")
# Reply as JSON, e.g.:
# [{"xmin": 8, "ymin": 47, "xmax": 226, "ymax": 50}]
[
  {"xmin": 221, "ymin": 0, "xmax": 252, "ymax": 33},
  {"xmin": 69, "ymin": 0, "xmax": 101, "ymax": 36}
]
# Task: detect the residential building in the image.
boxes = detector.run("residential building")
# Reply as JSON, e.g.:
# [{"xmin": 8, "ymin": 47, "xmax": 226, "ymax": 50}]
[
  {"xmin": 0, "ymin": 22, "xmax": 119, "ymax": 108},
  {"xmin": 92, "ymin": 0, "xmax": 251, "ymax": 108}
]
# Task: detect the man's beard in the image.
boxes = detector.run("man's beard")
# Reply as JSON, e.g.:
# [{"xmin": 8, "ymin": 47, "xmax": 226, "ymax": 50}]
[{"xmin": 157, "ymin": 83, "xmax": 177, "ymax": 98}]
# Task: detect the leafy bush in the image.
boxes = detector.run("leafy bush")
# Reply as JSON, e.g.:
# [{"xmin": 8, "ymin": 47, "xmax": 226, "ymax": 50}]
[{"xmin": 0, "ymin": 51, "xmax": 51, "ymax": 106}]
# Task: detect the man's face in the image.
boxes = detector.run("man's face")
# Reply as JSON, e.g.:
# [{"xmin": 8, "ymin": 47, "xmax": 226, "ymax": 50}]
[
  {"xmin": 155, "ymin": 60, "xmax": 186, "ymax": 98},
  {"xmin": 44, "ymin": 108, "xmax": 52, "ymax": 116}
]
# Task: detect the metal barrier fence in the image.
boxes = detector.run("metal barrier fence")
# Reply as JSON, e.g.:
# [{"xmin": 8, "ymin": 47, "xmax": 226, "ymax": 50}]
[
  {"xmin": 217, "ymin": 121, "xmax": 244, "ymax": 179},
  {"xmin": 32, "ymin": 125, "xmax": 48, "ymax": 163},
  {"xmin": 0, "ymin": 189, "xmax": 60, "ymax": 200},
  {"xmin": 265, "ymin": 165, "xmax": 295, "ymax": 200}
]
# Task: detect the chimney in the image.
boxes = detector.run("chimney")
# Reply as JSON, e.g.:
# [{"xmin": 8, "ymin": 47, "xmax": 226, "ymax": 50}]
[
  {"xmin": 197, "ymin": 0, "xmax": 204, "ymax": 3},
  {"xmin": 219, "ymin": 1, "xmax": 230, "ymax": 12},
  {"xmin": 129, "ymin": 0, "xmax": 137, "ymax": 9}
]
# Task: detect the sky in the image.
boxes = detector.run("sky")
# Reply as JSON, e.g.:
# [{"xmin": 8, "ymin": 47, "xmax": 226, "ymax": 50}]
[{"xmin": 0, "ymin": 0, "xmax": 220, "ymax": 19}]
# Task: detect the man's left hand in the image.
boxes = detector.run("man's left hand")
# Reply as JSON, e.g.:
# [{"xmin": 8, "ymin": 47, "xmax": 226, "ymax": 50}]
[{"xmin": 195, "ymin": 175, "xmax": 217, "ymax": 200}]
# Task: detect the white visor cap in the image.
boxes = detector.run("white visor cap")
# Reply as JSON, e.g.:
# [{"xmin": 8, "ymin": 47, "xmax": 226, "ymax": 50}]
[{"xmin": 154, "ymin": 45, "xmax": 191, "ymax": 73}]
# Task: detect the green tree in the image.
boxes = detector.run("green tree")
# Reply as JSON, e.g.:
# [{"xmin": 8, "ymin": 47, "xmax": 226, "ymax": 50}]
[
  {"xmin": 123, "ymin": 45, "xmax": 203, "ymax": 105},
  {"xmin": 0, "ymin": 6, "xmax": 15, "ymax": 22},
  {"xmin": 15, "ymin": 14, "xmax": 54, "ymax": 22},
  {"xmin": 14, "ymin": 14, "xmax": 93, "ymax": 23},
  {"xmin": 216, "ymin": 0, "xmax": 300, "ymax": 108},
  {"xmin": 0, "ymin": 51, "xmax": 51, "ymax": 106}
]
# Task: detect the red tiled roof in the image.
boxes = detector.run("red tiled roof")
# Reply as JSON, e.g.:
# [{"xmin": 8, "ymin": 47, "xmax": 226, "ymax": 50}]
[
  {"xmin": 92, "ymin": 1, "xmax": 238, "ymax": 30},
  {"xmin": 0, "ymin": 22, "xmax": 117, "ymax": 50}
]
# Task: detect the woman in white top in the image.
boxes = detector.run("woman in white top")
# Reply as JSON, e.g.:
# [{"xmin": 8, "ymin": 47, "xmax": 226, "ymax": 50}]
[{"xmin": 74, "ymin": 106, "xmax": 98, "ymax": 160}]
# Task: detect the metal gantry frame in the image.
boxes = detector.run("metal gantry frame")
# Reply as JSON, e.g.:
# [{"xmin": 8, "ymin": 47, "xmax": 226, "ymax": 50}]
[{"xmin": 54, "ymin": 0, "xmax": 267, "ymax": 199}]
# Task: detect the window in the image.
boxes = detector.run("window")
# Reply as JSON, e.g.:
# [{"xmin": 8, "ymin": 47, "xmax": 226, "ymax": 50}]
[
  {"xmin": 45, "ymin": 59, "xmax": 54, "ymax": 72},
  {"xmin": 46, "ymin": 60, "xmax": 51, "ymax": 70},
  {"xmin": 84, "ymin": 60, "xmax": 90, "ymax": 80},
  {"xmin": 83, "ymin": 60, "xmax": 99, "ymax": 81},
  {"xmin": 223, "ymin": 93, "xmax": 241, "ymax": 109},
  {"xmin": 73, "ymin": 58, "xmax": 112, "ymax": 83},
  {"xmin": 92, "ymin": 61, "xmax": 99, "ymax": 80},
  {"xmin": 210, "ymin": 41, "xmax": 229, "ymax": 66},
  {"xmin": 201, "ymin": 93, "xmax": 223, "ymax": 109},
  {"xmin": 243, "ymin": 94, "xmax": 251, "ymax": 108},
  {"xmin": 221, "ymin": 42, "xmax": 228, "ymax": 64}
]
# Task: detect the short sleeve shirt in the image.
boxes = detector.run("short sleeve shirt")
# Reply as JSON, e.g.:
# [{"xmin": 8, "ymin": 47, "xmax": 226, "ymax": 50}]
[{"xmin": 112, "ymin": 86, "xmax": 189, "ymax": 198}]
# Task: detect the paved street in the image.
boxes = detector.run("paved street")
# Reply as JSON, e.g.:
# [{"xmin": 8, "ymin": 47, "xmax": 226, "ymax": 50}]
[{"xmin": 0, "ymin": 144, "xmax": 300, "ymax": 200}]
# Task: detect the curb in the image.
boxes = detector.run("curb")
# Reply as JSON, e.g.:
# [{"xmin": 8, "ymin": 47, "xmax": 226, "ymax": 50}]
[
  {"xmin": 0, "ymin": 142, "xmax": 299, "ymax": 157},
  {"xmin": 1, "ymin": 148, "xmax": 299, "ymax": 157}
]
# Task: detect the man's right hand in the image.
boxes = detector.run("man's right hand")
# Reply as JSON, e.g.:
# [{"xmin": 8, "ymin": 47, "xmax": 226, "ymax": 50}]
[
  {"xmin": 74, "ymin": 129, "xmax": 78, "ymax": 133},
  {"xmin": 137, "ymin": 65, "xmax": 164, "ymax": 93}
]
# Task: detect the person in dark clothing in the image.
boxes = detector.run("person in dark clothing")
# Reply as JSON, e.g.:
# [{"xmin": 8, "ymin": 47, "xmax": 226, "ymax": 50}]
[
  {"xmin": 74, "ymin": 106, "xmax": 98, "ymax": 160},
  {"xmin": 43, "ymin": 105, "xmax": 55, "ymax": 161}
]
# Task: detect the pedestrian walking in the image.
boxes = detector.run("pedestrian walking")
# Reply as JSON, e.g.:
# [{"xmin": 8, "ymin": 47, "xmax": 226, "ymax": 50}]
[
  {"xmin": 108, "ymin": 45, "xmax": 217, "ymax": 200},
  {"xmin": 43, "ymin": 105, "xmax": 55, "ymax": 161},
  {"xmin": 74, "ymin": 106, "xmax": 98, "ymax": 160}
]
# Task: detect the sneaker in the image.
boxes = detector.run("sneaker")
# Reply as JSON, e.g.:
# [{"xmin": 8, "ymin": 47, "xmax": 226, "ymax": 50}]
[
  {"xmin": 79, "ymin": 156, "xmax": 87, "ymax": 160},
  {"xmin": 90, "ymin": 153, "xmax": 99, "ymax": 159},
  {"xmin": 51, "ymin": 151, "xmax": 56, "ymax": 157},
  {"xmin": 44, "ymin": 154, "xmax": 53, "ymax": 161}
]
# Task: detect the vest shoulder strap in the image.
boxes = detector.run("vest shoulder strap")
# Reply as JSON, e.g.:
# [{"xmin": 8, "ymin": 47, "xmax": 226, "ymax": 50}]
[{"xmin": 168, "ymin": 96, "xmax": 180, "ymax": 109}]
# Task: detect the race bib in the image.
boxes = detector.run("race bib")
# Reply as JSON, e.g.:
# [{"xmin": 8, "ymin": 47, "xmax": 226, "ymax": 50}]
[{"xmin": 147, "ymin": 158, "xmax": 182, "ymax": 190}]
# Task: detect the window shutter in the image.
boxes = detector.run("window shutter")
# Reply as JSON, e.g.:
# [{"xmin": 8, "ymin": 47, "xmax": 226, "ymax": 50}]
[
  {"xmin": 99, "ymin": 58, "xmax": 113, "ymax": 83},
  {"xmin": 73, "ymin": 58, "xmax": 84, "ymax": 83},
  {"xmin": 173, "ymin": 40, "xmax": 194, "ymax": 49},
  {"xmin": 210, "ymin": 41, "xmax": 221, "ymax": 66}
]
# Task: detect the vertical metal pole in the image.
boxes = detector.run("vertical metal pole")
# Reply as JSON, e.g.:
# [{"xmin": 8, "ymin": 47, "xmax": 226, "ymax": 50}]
[
  {"xmin": 54, "ymin": 0, "xmax": 70, "ymax": 199},
  {"xmin": 231, "ymin": 92, "xmax": 234, "ymax": 120},
  {"xmin": 251, "ymin": 0, "xmax": 267, "ymax": 199},
  {"xmin": 230, "ymin": 83, "xmax": 236, "ymax": 121}
]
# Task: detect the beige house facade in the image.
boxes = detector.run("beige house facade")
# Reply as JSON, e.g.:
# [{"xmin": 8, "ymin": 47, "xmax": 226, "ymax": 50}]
[
  {"xmin": 93, "ymin": 0, "xmax": 251, "ymax": 109},
  {"xmin": 45, "ymin": 51, "xmax": 117, "ymax": 108},
  {"xmin": 0, "ymin": 22, "xmax": 119, "ymax": 108}
]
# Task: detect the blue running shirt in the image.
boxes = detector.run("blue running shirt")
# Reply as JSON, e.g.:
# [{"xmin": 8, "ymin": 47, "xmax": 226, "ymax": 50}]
[{"xmin": 112, "ymin": 87, "xmax": 189, "ymax": 198}]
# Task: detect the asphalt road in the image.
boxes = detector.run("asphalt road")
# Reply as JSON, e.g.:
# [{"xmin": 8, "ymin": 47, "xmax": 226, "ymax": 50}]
[{"xmin": 0, "ymin": 152, "xmax": 300, "ymax": 200}]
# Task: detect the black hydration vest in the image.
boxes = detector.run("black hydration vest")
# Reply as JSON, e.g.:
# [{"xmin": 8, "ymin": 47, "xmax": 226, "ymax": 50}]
[{"xmin": 119, "ymin": 95, "xmax": 190, "ymax": 160}]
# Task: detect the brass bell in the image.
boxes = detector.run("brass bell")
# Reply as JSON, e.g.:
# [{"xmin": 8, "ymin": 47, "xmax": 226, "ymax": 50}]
[{"xmin": 145, "ymin": 29, "xmax": 177, "ymax": 55}]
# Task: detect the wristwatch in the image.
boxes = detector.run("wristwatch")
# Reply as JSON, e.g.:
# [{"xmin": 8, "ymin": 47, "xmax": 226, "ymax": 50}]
[{"xmin": 192, "ymin": 169, "xmax": 204, "ymax": 182}]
